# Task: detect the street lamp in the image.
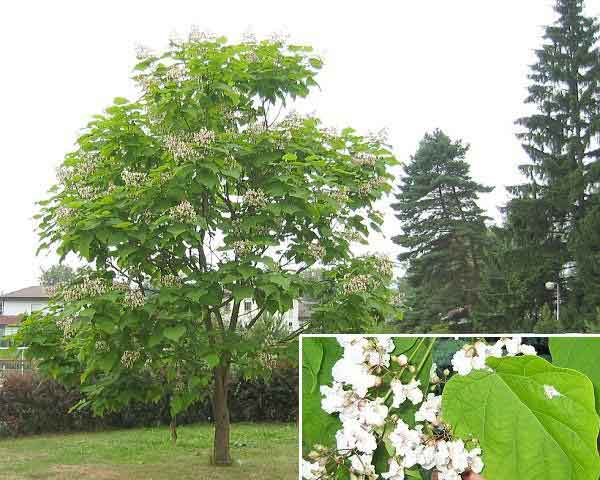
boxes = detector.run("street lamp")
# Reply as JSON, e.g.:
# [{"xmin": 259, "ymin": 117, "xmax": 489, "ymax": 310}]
[{"xmin": 545, "ymin": 281, "xmax": 560, "ymax": 321}]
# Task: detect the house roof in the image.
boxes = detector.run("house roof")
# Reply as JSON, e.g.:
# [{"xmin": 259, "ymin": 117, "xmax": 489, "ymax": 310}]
[
  {"xmin": 3, "ymin": 286, "xmax": 49, "ymax": 299},
  {"xmin": 0, "ymin": 315, "xmax": 21, "ymax": 326}
]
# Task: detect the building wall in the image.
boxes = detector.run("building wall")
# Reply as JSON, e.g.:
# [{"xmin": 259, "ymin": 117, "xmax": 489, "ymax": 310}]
[
  {"xmin": 223, "ymin": 298, "xmax": 301, "ymax": 331},
  {"xmin": 2, "ymin": 299, "xmax": 47, "ymax": 316}
]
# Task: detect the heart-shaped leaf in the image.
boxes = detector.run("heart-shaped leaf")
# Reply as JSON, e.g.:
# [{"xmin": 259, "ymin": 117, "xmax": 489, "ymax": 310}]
[
  {"xmin": 442, "ymin": 355, "xmax": 600, "ymax": 480},
  {"xmin": 550, "ymin": 337, "xmax": 600, "ymax": 413}
]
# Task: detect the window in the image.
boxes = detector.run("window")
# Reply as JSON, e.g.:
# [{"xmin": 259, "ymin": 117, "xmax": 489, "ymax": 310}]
[
  {"xmin": 0, "ymin": 325, "xmax": 5, "ymax": 337},
  {"xmin": 244, "ymin": 301, "xmax": 252, "ymax": 312},
  {"xmin": 288, "ymin": 322, "xmax": 293, "ymax": 328}
]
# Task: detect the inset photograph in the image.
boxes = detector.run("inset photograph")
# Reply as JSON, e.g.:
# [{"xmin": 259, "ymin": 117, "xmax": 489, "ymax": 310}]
[{"xmin": 301, "ymin": 336, "xmax": 600, "ymax": 480}]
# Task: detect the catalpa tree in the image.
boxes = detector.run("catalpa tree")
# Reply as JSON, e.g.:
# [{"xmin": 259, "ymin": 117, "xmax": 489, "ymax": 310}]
[{"xmin": 19, "ymin": 31, "xmax": 398, "ymax": 465}]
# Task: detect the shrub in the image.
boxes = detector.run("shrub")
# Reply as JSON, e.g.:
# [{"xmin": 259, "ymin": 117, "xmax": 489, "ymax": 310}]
[{"xmin": 0, "ymin": 368, "xmax": 298, "ymax": 437}]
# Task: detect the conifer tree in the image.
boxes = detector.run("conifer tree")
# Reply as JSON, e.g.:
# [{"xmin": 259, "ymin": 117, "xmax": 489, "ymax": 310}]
[
  {"xmin": 506, "ymin": 0, "xmax": 600, "ymax": 325},
  {"xmin": 392, "ymin": 130, "xmax": 492, "ymax": 329}
]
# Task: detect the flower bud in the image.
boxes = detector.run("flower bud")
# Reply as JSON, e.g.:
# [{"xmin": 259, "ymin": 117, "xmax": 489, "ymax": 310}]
[
  {"xmin": 409, "ymin": 365, "xmax": 416, "ymax": 374},
  {"xmin": 393, "ymin": 354, "xmax": 408, "ymax": 366},
  {"xmin": 443, "ymin": 369, "xmax": 450, "ymax": 377}
]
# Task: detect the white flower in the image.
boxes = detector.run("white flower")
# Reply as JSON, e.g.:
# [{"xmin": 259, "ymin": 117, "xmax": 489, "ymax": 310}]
[
  {"xmin": 394, "ymin": 354, "xmax": 408, "ymax": 367},
  {"xmin": 243, "ymin": 189, "xmax": 268, "ymax": 208},
  {"xmin": 121, "ymin": 169, "xmax": 147, "ymax": 187},
  {"xmin": 357, "ymin": 397, "xmax": 388, "ymax": 427},
  {"xmin": 123, "ymin": 289, "xmax": 145, "ymax": 309},
  {"xmin": 335, "ymin": 419, "xmax": 377, "ymax": 454},
  {"xmin": 349, "ymin": 453, "xmax": 376, "ymax": 476},
  {"xmin": 320, "ymin": 382, "xmax": 348, "ymax": 414},
  {"xmin": 415, "ymin": 444, "xmax": 437, "ymax": 470},
  {"xmin": 169, "ymin": 200, "xmax": 197, "ymax": 223},
  {"xmin": 339, "ymin": 337, "xmax": 369, "ymax": 363},
  {"xmin": 381, "ymin": 457, "xmax": 405, "ymax": 480},
  {"xmin": 332, "ymin": 357, "xmax": 379, "ymax": 397},
  {"xmin": 544, "ymin": 384, "xmax": 563, "ymax": 399},
  {"xmin": 388, "ymin": 420, "xmax": 422, "ymax": 459},
  {"xmin": 415, "ymin": 393, "xmax": 442, "ymax": 425},
  {"xmin": 520, "ymin": 343, "xmax": 537, "ymax": 356},
  {"xmin": 302, "ymin": 459, "xmax": 325, "ymax": 480},
  {"xmin": 390, "ymin": 378, "xmax": 423, "ymax": 408},
  {"xmin": 503, "ymin": 336, "xmax": 522, "ymax": 356},
  {"xmin": 120, "ymin": 350, "xmax": 140, "ymax": 368},
  {"xmin": 451, "ymin": 349, "xmax": 473, "ymax": 376}
]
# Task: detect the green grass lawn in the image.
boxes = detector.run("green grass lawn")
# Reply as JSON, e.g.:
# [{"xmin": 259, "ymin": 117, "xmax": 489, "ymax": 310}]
[{"xmin": 0, "ymin": 423, "xmax": 298, "ymax": 480}]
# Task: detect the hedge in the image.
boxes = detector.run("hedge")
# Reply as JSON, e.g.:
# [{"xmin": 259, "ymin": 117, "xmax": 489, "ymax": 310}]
[{"xmin": 0, "ymin": 368, "xmax": 298, "ymax": 437}]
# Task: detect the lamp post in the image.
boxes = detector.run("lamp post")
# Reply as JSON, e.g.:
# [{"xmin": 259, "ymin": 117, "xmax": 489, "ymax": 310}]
[{"xmin": 545, "ymin": 281, "xmax": 560, "ymax": 321}]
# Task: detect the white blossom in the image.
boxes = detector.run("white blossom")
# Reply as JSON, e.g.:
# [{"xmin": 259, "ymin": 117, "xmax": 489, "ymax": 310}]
[
  {"xmin": 169, "ymin": 200, "xmax": 197, "ymax": 223},
  {"xmin": 415, "ymin": 393, "xmax": 442, "ymax": 425},
  {"xmin": 341, "ymin": 274, "xmax": 371, "ymax": 295},
  {"xmin": 352, "ymin": 152, "xmax": 377, "ymax": 167},
  {"xmin": 123, "ymin": 289, "xmax": 145, "ymax": 309},
  {"xmin": 243, "ymin": 189, "xmax": 268, "ymax": 208},
  {"xmin": 381, "ymin": 457, "xmax": 405, "ymax": 480},
  {"xmin": 120, "ymin": 350, "xmax": 140, "ymax": 368},
  {"xmin": 302, "ymin": 459, "xmax": 325, "ymax": 480},
  {"xmin": 121, "ymin": 169, "xmax": 147, "ymax": 187},
  {"xmin": 390, "ymin": 378, "xmax": 423, "ymax": 408},
  {"xmin": 335, "ymin": 418, "xmax": 377, "ymax": 454}
]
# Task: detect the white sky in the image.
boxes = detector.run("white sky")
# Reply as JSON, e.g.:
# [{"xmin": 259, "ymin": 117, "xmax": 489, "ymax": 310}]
[{"xmin": 1, "ymin": 0, "xmax": 597, "ymax": 293}]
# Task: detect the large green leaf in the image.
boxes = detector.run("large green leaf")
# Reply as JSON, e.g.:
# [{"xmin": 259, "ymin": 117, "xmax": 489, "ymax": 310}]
[
  {"xmin": 442, "ymin": 356, "xmax": 600, "ymax": 480},
  {"xmin": 302, "ymin": 337, "xmax": 342, "ymax": 454},
  {"xmin": 550, "ymin": 337, "xmax": 600, "ymax": 413}
]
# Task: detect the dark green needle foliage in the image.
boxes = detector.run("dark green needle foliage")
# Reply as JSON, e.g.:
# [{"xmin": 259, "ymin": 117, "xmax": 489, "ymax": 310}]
[
  {"xmin": 504, "ymin": 0, "xmax": 600, "ymax": 328},
  {"xmin": 392, "ymin": 130, "xmax": 493, "ymax": 331}
]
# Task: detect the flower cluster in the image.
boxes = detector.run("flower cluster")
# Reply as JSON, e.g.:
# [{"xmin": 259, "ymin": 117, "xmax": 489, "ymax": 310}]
[
  {"xmin": 121, "ymin": 169, "xmax": 147, "ymax": 188},
  {"xmin": 330, "ymin": 189, "xmax": 349, "ymax": 204},
  {"xmin": 61, "ymin": 277, "xmax": 109, "ymax": 302},
  {"xmin": 165, "ymin": 64, "xmax": 186, "ymax": 82},
  {"xmin": 169, "ymin": 200, "xmax": 198, "ymax": 223},
  {"xmin": 192, "ymin": 128, "xmax": 216, "ymax": 145},
  {"xmin": 303, "ymin": 336, "xmax": 485, "ymax": 480},
  {"xmin": 307, "ymin": 242, "xmax": 326, "ymax": 260},
  {"xmin": 277, "ymin": 111, "xmax": 305, "ymax": 130},
  {"xmin": 373, "ymin": 255, "xmax": 394, "ymax": 278},
  {"xmin": 120, "ymin": 350, "xmax": 140, "ymax": 368},
  {"xmin": 451, "ymin": 337, "xmax": 537, "ymax": 376},
  {"xmin": 359, "ymin": 176, "xmax": 388, "ymax": 196},
  {"xmin": 231, "ymin": 240, "xmax": 253, "ymax": 256},
  {"xmin": 123, "ymin": 289, "xmax": 145, "ymax": 309},
  {"xmin": 160, "ymin": 274, "xmax": 183, "ymax": 288},
  {"xmin": 341, "ymin": 274, "xmax": 371, "ymax": 296},
  {"xmin": 164, "ymin": 134, "xmax": 195, "ymax": 161},
  {"xmin": 56, "ymin": 316, "xmax": 75, "ymax": 337},
  {"xmin": 243, "ymin": 189, "xmax": 269, "ymax": 208},
  {"xmin": 352, "ymin": 152, "xmax": 377, "ymax": 167}
]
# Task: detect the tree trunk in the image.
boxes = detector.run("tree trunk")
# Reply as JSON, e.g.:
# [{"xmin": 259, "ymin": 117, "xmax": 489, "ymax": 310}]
[
  {"xmin": 169, "ymin": 416, "xmax": 177, "ymax": 445},
  {"xmin": 212, "ymin": 363, "xmax": 232, "ymax": 466}
]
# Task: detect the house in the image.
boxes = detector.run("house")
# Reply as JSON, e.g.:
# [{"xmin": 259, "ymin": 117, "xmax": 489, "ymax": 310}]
[
  {"xmin": 222, "ymin": 298, "xmax": 303, "ymax": 331},
  {"xmin": 0, "ymin": 286, "xmax": 49, "ymax": 338}
]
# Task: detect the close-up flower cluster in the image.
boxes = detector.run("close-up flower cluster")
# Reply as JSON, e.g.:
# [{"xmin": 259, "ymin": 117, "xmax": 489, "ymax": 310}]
[{"xmin": 303, "ymin": 336, "xmax": 540, "ymax": 480}]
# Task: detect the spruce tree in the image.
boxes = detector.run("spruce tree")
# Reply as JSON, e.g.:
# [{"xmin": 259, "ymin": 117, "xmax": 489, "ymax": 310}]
[
  {"xmin": 506, "ymin": 0, "xmax": 600, "ymax": 326},
  {"xmin": 392, "ymin": 130, "xmax": 493, "ymax": 330}
]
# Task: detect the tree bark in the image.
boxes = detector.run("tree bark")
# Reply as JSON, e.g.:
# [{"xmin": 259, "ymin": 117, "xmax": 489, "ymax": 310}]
[
  {"xmin": 212, "ymin": 363, "xmax": 232, "ymax": 466},
  {"xmin": 169, "ymin": 416, "xmax": 177, "ymax": 445}
]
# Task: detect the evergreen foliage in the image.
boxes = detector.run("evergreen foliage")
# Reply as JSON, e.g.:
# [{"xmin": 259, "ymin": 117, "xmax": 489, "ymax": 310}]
[
  {"xmin": 391, "ymin": 130, "xmax": 492, "ymax": 330},
  {"xmin": 505, "ymin": 0, "xmax": 600, "ymax": 326}
]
